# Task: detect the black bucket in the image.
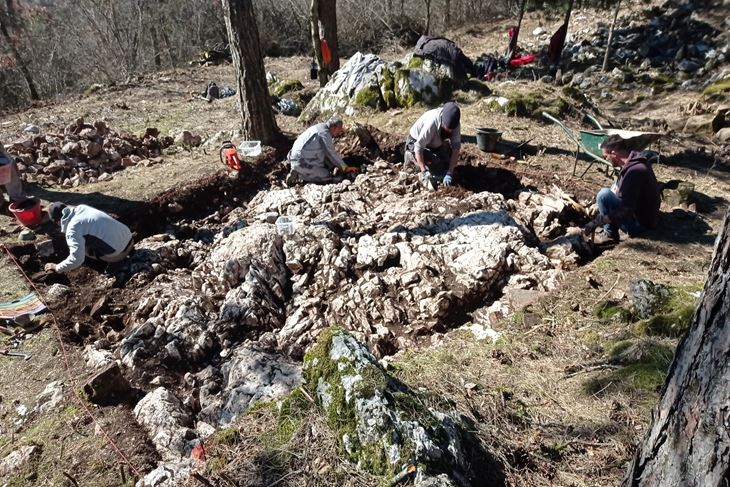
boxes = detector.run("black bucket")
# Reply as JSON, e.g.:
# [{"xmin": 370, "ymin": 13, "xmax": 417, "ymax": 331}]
[{"xmin": 476, "ymin": 128, "xmax": 502, "ymax": 152}]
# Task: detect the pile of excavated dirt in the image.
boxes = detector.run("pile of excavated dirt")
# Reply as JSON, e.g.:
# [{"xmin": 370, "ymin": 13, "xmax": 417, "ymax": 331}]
[
  {"xmin": 10, "ymin": 127, "xmax": 599, "ymax": 485},
  {"xmin": 5, "ymin": 118, "xmax": 175, "ymax": 188}
]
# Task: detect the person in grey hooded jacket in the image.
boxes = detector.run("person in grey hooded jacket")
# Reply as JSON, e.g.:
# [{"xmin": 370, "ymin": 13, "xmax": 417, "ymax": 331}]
[
  {"xmin": 44, "ymin": 202, "xmax": 134, "ymax": 273},
  {"xmin": 286, "ymin": 116, "xmax": 357, "ymax": 184}
]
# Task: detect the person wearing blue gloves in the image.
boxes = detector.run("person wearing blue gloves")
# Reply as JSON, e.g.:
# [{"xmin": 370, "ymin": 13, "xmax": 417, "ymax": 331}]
[{"xmin": 404, "ymin": 102, "xmax": 462, "ymax": 190}]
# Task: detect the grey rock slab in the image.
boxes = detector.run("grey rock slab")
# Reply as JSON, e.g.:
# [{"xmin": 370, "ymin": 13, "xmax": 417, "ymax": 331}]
[
  {"xmin": 0, "ymin": 445, "xmax": 40, "ymax": 477},
  {"xmin": 134, "ymin": 387, "xmax": 197, "ymax": 461},
  {"xmin": 198, "ymin": 346, "xmax": 302, "ymax": 427}
]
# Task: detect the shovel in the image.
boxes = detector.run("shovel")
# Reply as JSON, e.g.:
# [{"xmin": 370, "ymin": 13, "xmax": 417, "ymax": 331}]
[{"xmin": 0, "ymin": 349, "xmax": 32, "ymax": 360}]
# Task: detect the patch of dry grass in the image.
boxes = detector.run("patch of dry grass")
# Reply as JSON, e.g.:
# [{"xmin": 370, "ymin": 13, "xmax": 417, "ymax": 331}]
[{"xmin": 199, "ymin": 390, "xmax": 380, "ymax": 487}]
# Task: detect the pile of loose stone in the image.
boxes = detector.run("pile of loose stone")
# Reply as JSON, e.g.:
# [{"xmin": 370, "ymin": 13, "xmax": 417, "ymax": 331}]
[
  {"xmin": 65, "ymin": 159, "xmax": 592, "ymax": 485},
  {"xmin": 548, "ymin": 2, "xmax": 727, "ymax": 92},
  {"xmin": 6, "ymin": 118, "xmax": 174, "ymax": 187}
]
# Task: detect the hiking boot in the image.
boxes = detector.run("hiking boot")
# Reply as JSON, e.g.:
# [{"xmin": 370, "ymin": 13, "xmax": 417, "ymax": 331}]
[{"xmin": 593, "ymin": 230, "xmax": 620, "ymax": 245}]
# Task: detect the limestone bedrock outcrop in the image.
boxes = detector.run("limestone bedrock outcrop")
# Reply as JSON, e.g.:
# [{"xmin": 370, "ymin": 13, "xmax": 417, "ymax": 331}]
[
  {"xmin": 304, "ymin": 328, "xmax": 501, "ymax": 486},
  {"xmin": 114, "ymin": 157, "xmax": 588, "ymax": 482}
]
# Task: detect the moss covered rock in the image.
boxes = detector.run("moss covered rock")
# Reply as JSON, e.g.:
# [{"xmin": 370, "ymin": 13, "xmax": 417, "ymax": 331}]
[
  {"xmin": 629, "ymin": 279, "xmax": 698, "ymax": 338},
  {"xmin": 270, "ymin": 79, "xmax": 304, "ymax": 98},
  {"xmin": 353, "ymin": 84, "xmax": 384, "ymax": 110},
  {"xmin": 662, "ymin": 181, "xmax": 695, "ymax": 208},
  {"xmin": 499, "ymin": 90, "xmax": 570, "ymax": 119},
  {"xmin": 304, "ymin": 328, "xmax": 494, "ymax": 485}
]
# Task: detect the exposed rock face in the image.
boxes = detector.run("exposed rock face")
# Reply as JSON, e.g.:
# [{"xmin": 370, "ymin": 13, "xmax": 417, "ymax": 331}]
[
  {"xmin": 198, "ymin": 346, "xmax": 302, "ymax": 427},
  {"xmin": 304, "ymin": 328, "xmax": 501, "ymax": 485},
  {"xmin": 134, "ymin": 387, "xmax": 197, "ymax": 461},
  {"xmin": 300, "ymin": 52, "xmax": 459, "ymax": 121},
  {"xmin": 0, "ymin": 445, "xmax": 40, "ymax": 478},
  {"xmin": 109, "ymin": 156, "xmax": 589, "ymax": 481}
]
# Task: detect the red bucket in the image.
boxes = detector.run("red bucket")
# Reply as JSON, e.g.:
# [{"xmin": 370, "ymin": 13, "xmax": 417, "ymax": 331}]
[{"xmin": 9, "ymin": 198, "xmax": 43, "ymax": 227}]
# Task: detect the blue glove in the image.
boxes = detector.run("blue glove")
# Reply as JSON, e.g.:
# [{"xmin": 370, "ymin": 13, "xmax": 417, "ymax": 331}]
[
  {"xmin": 420, "ymin": 170, "xmax": 431, "ymax": 182},
  {"xmin": 443, "ymin": 173, "xmax": 453, "ymax": 186}
]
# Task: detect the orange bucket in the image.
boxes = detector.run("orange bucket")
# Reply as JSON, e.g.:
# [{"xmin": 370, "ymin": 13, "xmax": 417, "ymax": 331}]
[{"xmin": 9, "ymin": 198, "xmax": 43, "ymax": 227}]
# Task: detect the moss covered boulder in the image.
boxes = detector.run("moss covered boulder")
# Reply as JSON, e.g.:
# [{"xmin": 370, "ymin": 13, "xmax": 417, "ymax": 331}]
[
  {"xmin": 304, "ymin": 328, "xmax": 498, "ymax": 485},
  {"xmin": 270, "ymin": 79, "xmax": 304, "ymax": 98},
  {"xmin": 629, "ymin": 279, "xmax": 698, "ymax": 338}
]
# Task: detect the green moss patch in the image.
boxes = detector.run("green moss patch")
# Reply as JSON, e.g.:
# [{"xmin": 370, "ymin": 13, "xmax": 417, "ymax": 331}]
[
  {"xmin": 353, "ymin": 85, "xmax": 384, "ymax": 110},
  {"xmin": 500, "ymin": 90, "xmax": 570, "ymax": 119},
  {"xmin": 594, "ymin": 300, "xmax": 632, "ymax": 322},
  {"xmin": 702, "ymin": 78, "xmax": 730, "ymax": 97},
  {"xmin": 584, "ymin": 338, "xmax": 674, "ymax": 396},
  {"xmin": 632, "ymin": 287, "xmax": 698, "ymax": 338},
  {"xmin": 270, "ymin": 79, "xmax": 304, "ymax": 98},
  {"xmin": 408, "ymin": 56, "xmax": 424, "ymax": 69}
]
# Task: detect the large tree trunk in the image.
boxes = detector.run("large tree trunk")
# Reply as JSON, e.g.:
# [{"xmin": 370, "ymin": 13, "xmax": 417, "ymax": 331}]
[
  {"xmin": 220, "ymin": 0, "xmax": 277, "ymax": 144},
  {"xmin": 623, "ymin": 208, "xmax": 730, "ymax": 486},
  {"xmin": 0, "ymin": 7, "xmax": 39, "ymax": 100},
  {"xmin": 310, "ymin": 0, "xmax": 339, "ymax": 86}
]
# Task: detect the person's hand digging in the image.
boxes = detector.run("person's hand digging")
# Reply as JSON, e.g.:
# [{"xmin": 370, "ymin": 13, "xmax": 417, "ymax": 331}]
[
  {"xmin": 343, "ymin": 165, "xmax": 359, "ymax": 174},
  {"xmin": 443, "ymin": 173, "xmax": 454, "ymax": 186},
  {"xmin": 44, "ymin": 263, "xmax": 57, "ymax": 272}
]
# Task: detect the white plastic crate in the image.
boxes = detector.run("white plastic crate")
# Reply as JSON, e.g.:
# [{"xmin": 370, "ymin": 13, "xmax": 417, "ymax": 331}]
[
  {"xmin": 275, "ymin": 216, "xmax": 297, "ymax": 235},
  {"xmin": 239, "ymin": 140, "xmax": 262, "ymax": 157}
]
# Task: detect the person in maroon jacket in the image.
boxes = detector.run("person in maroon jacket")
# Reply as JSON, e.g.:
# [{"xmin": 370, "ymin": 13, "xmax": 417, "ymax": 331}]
[{"xmin": 583, "ymin": 135, "xmax": 661, "ymax": 243}]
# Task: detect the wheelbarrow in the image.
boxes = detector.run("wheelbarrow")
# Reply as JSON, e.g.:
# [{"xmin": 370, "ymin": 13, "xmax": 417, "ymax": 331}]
[{"xmin": 542, "ymin": 112, "xmax": 662, "ymax": 178}]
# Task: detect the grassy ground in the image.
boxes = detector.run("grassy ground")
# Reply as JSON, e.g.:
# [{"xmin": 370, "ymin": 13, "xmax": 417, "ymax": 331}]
[{"xmin": 0, "ymin": 3, "xmax": 728, "ymax": 484}]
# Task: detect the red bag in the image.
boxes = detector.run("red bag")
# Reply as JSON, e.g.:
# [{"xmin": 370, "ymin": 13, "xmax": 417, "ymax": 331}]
[{"xmin": 320, "ymin": 39, "xmax": 331, "ymax": 66}]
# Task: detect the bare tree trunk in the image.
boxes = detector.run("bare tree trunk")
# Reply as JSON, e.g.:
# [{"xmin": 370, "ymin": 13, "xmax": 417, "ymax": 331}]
[
  {"xmin": 220, "ymin": 0, "xmax": 277, "ymax": 144},
  {"xmin": 0, "ymin": 10, "xmax": 39, "ymax": 100},
  {"xmin": 424, "ymin": 0, "xmax": 432, "ymax": 34},
  {"xmin": 602, "ymin": 0, "xmax": 621, "ymax": 72},
  {"xmin": 310, "ymin": 0, "xmax": 338, "ymax": 86},
  {"xmin": 623, "ymin": 208, "xmax": 730, "ymax": 486},
  {"xmin": 508, "ymin": 0, "xmax": 528, "ymax": 56},
  {"xmin": 151, "ymin": 26, "xmax": 162, "ymax": 69}
]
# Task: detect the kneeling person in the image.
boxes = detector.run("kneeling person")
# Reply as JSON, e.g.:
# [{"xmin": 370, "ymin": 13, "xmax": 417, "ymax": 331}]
[
  {"xmin": 44, "ymin": 203, "xmax": 134, "ymax": 273},
  {"xmin": 287, "ymin": 116, "xmax": 356, "ymax": 184},
  {"xmin": 583, "ymin": 135, "xmax": 661, "ymax": 243},
  {"xmin": 405, "ymin": 101, "xmax": 462, "ymax": 188}
]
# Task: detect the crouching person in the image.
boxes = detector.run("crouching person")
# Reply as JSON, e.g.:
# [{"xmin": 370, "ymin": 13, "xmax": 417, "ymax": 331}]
[
  {"xmin": 44, "ymin": 202, "xmax": 134, "ymax": 273},
  {"xmin": 286, "ymin": 116, "xmax": 356, "ymax": 185},
  {"xmin": 583, "ymin": 135, "xmax": 661, "ymax": 244},
  {"xmin": 404, "ymin": 101, "xmax": 462, "ymax": 189}
]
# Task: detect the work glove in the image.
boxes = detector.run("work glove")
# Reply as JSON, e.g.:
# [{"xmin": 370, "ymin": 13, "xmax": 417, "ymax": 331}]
[
  {"xmin": 419, "ymin": 170, "xmax": 431, "ymax": 183},
  {"xmin": 443, "ymin": 173, "xmax": 454, "ymax": 186},
  {"xmin": 583, "ymin": 216, "xmax": 603, "ymax": 236}
]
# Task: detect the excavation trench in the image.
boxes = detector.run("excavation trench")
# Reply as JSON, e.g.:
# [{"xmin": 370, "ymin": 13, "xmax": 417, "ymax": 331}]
[{"xmin": 8, "ymin": 127, "xmax": 597, "ymax": 474}]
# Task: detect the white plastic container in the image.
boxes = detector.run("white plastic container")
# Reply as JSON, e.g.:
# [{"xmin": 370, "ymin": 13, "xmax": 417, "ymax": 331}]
[
  {"xmin": 239, "ymin": 140, "xmax": 262, "ymax": 157},
  {"xmin": 275, "ymin": 216, "xmax": 297, "ymax": 235}
]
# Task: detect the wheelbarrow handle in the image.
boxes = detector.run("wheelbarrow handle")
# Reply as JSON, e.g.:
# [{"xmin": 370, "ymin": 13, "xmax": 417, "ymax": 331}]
[{"xmin": 0, "ymin": 349, "xmax": 31, "ymax": 360}]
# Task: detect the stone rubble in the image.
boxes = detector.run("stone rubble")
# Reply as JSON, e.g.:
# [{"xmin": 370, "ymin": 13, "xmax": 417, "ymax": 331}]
[
  {"xmin": 80, "ymin": 154, "xmax": 590, "ymax": 482},
  {"xmin": 5, "ymin": 118, "xmax": 174, "ymax": 188}
]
